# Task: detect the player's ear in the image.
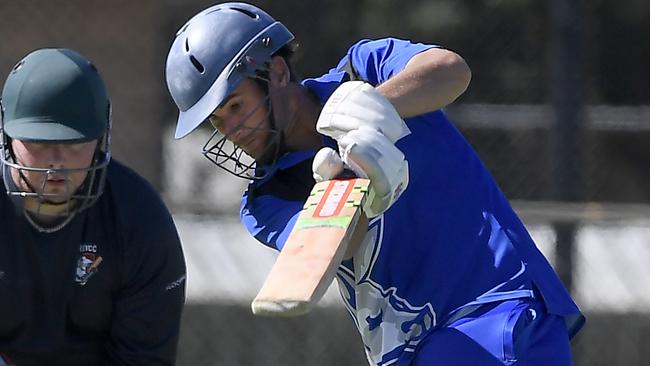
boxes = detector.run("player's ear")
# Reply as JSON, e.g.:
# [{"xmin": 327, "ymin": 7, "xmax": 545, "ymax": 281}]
[{"xmin": 268, "ymin": 56, "xmax": 290, "ymax": 88}]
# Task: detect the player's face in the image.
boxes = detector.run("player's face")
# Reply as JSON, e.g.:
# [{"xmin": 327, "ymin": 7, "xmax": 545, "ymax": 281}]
[
  {"xmin": 208, "ymin": 79, "xmax": 271, "ymax": 161},
  {"xmin": 10, "ymin": 139, "xmax": 98, "ymax": 203}
]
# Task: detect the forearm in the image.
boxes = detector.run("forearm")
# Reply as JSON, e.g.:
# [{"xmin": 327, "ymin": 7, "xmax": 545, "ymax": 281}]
[{"xmin": 376, "ymin": 47, "xmax": 471, "ymax": 118}]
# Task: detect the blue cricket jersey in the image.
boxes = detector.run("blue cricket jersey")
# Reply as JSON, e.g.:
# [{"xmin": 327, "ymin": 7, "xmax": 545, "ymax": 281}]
[{"xmin": 241, "ymin": 38, "xmax": 584, "ymax": 366}]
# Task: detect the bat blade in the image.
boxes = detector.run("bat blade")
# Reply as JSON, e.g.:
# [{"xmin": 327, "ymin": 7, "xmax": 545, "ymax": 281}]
[{"xmin": 251, "ymin": 177, "xmax": 370, "ymax": 317}]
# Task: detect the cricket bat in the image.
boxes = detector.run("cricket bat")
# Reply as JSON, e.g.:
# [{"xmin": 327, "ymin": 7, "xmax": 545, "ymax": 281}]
[{"xmin": 251, "ymin": 177, "xmax": 370, "ymax": 317}]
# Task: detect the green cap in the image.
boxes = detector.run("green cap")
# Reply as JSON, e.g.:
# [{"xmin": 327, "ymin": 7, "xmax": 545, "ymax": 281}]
[{"xmin": 1, "ymin": 48, "xmax": 110, "ymax": 142}]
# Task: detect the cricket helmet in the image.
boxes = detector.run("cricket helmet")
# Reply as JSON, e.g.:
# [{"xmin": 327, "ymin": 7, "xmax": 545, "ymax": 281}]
[
  {"xmin": 165, "ymin": 2, "xmax": 295, "ymax": 140},
  {"xmin": 1, "ymin": 48, "xmax": 112, "ymax": 232}
]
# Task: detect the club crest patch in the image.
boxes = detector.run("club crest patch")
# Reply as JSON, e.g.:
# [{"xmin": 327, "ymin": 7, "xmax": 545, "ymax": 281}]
[{"xmin": 75, "ymin": 243, "xmax": 103, "ymax": 286}]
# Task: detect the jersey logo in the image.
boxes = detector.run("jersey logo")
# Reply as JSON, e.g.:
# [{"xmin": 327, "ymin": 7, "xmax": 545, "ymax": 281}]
[
  {"xmin": 165, "ymin": 274, "xmax": 187, "ymax": 291},
  {"xmin": 336, "ymin": 217, "xmax": 437, "ymax": 365},
  {"xmin": 75, "ymin": 243, "xmax": 103, "ymax": 286}
]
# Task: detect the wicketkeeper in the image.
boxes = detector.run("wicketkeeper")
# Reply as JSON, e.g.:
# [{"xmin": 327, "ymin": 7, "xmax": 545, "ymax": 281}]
[{"xmin": 0, "ymin": 48, "xmax": 186, "ymax": 365}]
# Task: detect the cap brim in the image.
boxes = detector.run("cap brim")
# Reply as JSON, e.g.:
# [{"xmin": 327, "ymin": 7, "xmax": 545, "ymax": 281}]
[
  {"xmin": 174, "ymin": 65, "xmax": 245, "ymax": 140},
  {"xmin": 4, "ymin": 118, "xmax": 98, "ymax": 142}
]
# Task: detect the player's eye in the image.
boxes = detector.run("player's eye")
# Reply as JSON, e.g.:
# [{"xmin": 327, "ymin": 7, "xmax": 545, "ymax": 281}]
[
  {"xmin": 65, "ymin": 142, "xmax": 95, "ymax": 154},
  {"xmin": 229, "ymin": 101, "xmax": 242, "ymax": 113},
  {"xmin": 26, "ymin": 142, "xmax": 48, "ymax": 151}
]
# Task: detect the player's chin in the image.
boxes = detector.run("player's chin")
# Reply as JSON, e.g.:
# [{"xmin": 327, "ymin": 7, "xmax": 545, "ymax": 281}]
[
  {"xmin": 44, "ymin": 194, "xmax": 72, "ymax": 204},
  {"xmin": 242, "ymin": 141, "xmax": 265, "ymax": 162},
  {"xmin": 40, "ymin": 187, "xmax": 74, "ymax": 202}
]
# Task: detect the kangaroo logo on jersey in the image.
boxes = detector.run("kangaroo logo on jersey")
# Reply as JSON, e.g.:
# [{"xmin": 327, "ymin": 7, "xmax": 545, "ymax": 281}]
[
  {"xmin": 336, "ymin": 218, "xmax": 437, "ymax": 365},
  {"xmin": 75, "ymin": 243, "xmax": 103, "ymax": 286}
]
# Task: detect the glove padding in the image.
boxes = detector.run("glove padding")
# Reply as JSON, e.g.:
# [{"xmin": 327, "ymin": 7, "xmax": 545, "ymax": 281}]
[
  {"xmin": 316, "ymin": 81, "xmax": 410, "ymax": 143},
  {"xmin": 312, "ymin": 146, "xmax": 344, "ymax": 182},
  {"xmin": 314, "ymin": 81, "xmax": 411, "ymax": 217},
  {"xmin": 312, "ymin": 126, "xmax": 409, "ymax": 218},
  {"xmin": 314, "ymin": 81, "xmax": 410, "ymax": 218}
]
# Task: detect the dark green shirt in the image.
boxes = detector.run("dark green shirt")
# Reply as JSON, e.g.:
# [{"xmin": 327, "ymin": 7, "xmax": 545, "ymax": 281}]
[{"xmin": 0, "ymin": 160, "xmax": 186, "ymax": 365}]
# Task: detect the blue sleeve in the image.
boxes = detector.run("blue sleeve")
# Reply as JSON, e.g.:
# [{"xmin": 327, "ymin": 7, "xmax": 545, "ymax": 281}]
[
  {"xmin": 338, "ymin": 38, "xmax": 438, "ymax": 85},
  {"xmin": 240, "ymin": 188, "xmax": 303, "ymax": 251}
]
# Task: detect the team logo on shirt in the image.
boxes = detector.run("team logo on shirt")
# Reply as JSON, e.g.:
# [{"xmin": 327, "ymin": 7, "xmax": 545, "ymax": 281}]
[
  {"xmin": 336, "ymin": 217, "xmax": 437, "ymax": 365},
  {"xmin": 75, "ymin": 243, "xmax": 103, "ymax": 286}
]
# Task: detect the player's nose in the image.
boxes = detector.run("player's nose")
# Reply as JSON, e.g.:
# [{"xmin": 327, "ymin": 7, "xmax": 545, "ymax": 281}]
[{"xmin": 46, "ymin": 145, "xmax": 66, "ymax": 168}]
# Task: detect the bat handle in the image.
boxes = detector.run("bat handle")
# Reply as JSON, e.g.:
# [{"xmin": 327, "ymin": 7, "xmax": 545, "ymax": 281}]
[{"xmin": 337, "ymin": 168, "xmax": 358, "ymax": 179}]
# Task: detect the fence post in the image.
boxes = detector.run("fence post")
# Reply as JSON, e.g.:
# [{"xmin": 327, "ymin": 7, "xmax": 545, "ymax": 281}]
[{"xmin": 548, "ymin": 0, "xmax": 584, "ymax": 292}]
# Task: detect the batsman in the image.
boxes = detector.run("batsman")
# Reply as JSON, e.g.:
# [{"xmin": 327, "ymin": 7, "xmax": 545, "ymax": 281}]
[{"xmin": 165, "ymin": 2, "xmax": 584, "ymax": 365}]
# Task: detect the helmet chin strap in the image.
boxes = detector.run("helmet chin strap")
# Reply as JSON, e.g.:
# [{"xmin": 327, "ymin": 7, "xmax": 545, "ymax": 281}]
[
  {"xmin": 257, "ymin": 102, "xmax": 285, "ymax": 164},
  {"xmin": 254, "ymin": 75, "xmax": 296, "ymax": 172},
  {"xmin": 23, "ymin": 199, "xmax": 77, "ymax": 233},
  {"xmin": 23, "ymin": 206, "xmax": 77, "ymax": 233},
  {"xmin": 22, "ymin": 193, "xmax": 75, "ymax": 216}
]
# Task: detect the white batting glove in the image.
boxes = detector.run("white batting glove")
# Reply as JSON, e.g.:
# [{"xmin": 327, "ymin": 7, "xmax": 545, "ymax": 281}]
[
  {"xmin": 314, "ymin": 81, "xmax": 411, "ymax": 218},
  {"xmin": 339, "ymin": 126, "xmax": 409, "ymax": 217},
  {"xmin": 311, "ymin": 129, "xmax": 409, "ymax": 217},
  {"xmin": 316, "ymin": 81, "xmax": 411, "ymax": 143},
  {"xmin": 312, "ymin": 131, "xmax": 409, "ymax": 218},
  {"xmin": 312, "ymin": 147, "xmax": 345, "ymax": 182}
]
